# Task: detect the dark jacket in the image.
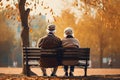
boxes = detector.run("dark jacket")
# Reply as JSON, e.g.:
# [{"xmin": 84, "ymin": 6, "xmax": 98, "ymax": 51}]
[
  {"xmin": 37, "ymin": 32, "xmax": 62, "ymax": 67},
  {"xmin": 38, "ymin": 32, "xmax": 62, "ymax": 49}
]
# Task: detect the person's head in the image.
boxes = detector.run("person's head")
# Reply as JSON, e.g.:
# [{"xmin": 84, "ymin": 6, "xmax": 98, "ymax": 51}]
[
  {"xmin": 47, "ymin": 24, "xmax": 56, "ymax": 33},
  {"xmin": 64, "ymin": 27, "xmax": 74, "ymax": 37}
]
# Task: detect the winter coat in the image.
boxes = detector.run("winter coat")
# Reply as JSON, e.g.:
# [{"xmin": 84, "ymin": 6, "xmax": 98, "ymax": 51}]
[
  {"xmin": 62, "ymin": 35, "xmax": 80, "ymax": 65},
  {"xmin": 37, "ymin": 32, "xmax": 62, "ymax": 49},
  {"xmin": 37, "ymin": 32, "xmax": 62, "ymax": 67}
]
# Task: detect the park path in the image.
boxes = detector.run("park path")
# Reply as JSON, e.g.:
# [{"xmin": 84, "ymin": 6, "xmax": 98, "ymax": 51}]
[{"xmin": 0, "ymin": 67, "xmax": 120, "ymax": 76}]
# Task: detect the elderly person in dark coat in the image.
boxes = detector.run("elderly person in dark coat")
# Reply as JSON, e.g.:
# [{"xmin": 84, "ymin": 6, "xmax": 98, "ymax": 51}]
[{"xmin": 37, "ymin": 24, "xmax": 62, "ymax": 76}]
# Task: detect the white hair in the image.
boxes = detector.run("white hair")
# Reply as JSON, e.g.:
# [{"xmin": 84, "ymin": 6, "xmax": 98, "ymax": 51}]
[
  {"xmin": 46, "ymin": 29, "xmax": 56, "ymax": 33},
  {"xmin": 64, "ymin": 27, "xmax": 74, "ymax": 37}
]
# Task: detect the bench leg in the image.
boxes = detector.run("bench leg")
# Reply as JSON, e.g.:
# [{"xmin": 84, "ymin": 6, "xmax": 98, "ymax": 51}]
[
  {"xmin": 25, "ymin": 64, "xmax": 31, "ymax": 76},
  {"xmin": 84, "ymin": 66, "xmax": 87, "ymax": 77},
  {"xmin": 27, "ymin": 66, "xmax": 31, "ymax": 76},
  {"xmin": 22, "ymin": 64, "xmax": 30, "ymax": 76},
  {"xmin": 26, "ymin": 65, "xmax": 29, "ymax": 76},
  {"xmin": 22, "ymin": 60, "xmax": 29, "ymax": 75}
]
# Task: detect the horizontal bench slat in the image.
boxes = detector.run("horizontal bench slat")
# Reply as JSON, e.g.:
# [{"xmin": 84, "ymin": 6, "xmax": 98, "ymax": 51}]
[{"xmin": 24, "ymin": 57, "xmax": 40, "ymax": 60}]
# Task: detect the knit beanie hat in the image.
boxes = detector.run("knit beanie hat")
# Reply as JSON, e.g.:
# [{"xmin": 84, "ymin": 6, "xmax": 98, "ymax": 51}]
[
  {"xmin": 47, "ymin": 24, "xmax": 55, "ymax": 31},
  {"xmin": 64, "ymin": 27, "xmax": 73, "ymax": 35}
]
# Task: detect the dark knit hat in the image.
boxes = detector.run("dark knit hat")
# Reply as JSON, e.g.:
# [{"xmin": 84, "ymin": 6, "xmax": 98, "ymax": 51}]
[{"xmin": 47, "ymin": 24, "xmax": 55, "ymax": 31}]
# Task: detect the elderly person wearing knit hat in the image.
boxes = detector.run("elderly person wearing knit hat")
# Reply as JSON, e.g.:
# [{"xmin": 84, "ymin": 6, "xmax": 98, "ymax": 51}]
[
  {"xmin": 62, "ymin": 27, "xmax": 80, "ymax": 76},
  {"xmin": 37, "ymin": 24, "xmax": 62, "ymax": 76}
]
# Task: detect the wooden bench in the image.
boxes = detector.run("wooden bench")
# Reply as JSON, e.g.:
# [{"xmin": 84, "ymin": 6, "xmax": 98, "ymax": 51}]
[{"xmin": 23, "ymin": 47, "xmax": 90, "ymax": 76}]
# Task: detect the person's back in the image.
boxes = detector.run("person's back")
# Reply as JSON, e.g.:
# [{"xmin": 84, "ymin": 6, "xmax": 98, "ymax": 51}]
[
  {"xmin": 62, "ymin": 27, "xmax": 80, "ymax": 76},
  {"xmin": 38, "ymin": 32, "xmax": 61, "ymax": 49},
  {"xmin": 62, "ymin": 35, "xmax": 80, "ymax": 48},
  {"xmin": 37, "ymin": 24, "xmax": 62, "ymax": 76}
]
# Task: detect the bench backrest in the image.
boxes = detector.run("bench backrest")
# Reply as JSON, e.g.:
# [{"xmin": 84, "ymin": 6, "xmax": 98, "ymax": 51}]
[
  {"xmin": 23, "ymin": 47, "xmax": 57, "ymax": 60},
  {"xmin": 23, "ymin": 47, "xmax": 90, "ymax": 67},
  {"xmin": 63, "ymin": 48, "xmax": 90, "ymax": 60},
  {"xmin": 23, "ymin": 47, "xmax": 90, "ymax": 60}
]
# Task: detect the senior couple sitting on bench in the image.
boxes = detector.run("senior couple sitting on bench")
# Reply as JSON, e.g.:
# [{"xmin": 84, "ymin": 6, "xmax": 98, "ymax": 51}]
[{"xmin": 37, "ymin": 24, "xmax": 80, "ymax": 76}]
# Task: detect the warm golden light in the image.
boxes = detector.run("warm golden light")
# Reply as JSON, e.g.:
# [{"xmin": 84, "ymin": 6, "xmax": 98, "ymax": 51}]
[
  {"xmin": 0, "ymin": 0, "xmax": 120, "ymax": 71},
  {"xmin": 0, "ymin": 0, "xmax": 87, "ymax": 23}
]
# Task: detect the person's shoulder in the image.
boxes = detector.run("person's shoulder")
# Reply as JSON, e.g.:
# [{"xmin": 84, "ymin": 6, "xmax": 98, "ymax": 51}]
[
  {"xmin": 74, "ymin": 38, "xmax": 80, "ymax": 43},
  {"xmin": 38, "ymin": 35, "xmax": 47, "ymax": 40},
  {"xmin": 73, "ymin": 37, "xmax": 79, "ymax": 40},
  {"xmin": 56, "ymin": 36, "xmax": 61, "ymax": 41},
  {"xmin": 54, "ymin": 35, "xmax": 61, "ymax": 39},
  {"xmin": 42, "ymin": 35, "xmax": 49, "ymax": 38},
  {"xmin": 62, "ymin": 37, "xmax": 66, "ymax": 40}
]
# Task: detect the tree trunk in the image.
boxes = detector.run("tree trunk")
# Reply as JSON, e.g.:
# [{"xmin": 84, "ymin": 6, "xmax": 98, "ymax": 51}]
[{"xmin": 18, "ymin": 0, "xmax": 30, "ymax": 74}]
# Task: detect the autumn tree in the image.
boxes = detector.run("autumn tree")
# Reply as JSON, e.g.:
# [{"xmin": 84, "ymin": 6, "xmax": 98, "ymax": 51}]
[
  {"xmin": 54, "ymin": 0, "xmax": 120, "ymax": 68},
  {"xmin": 18, "ymin": 0, "xmax": 30, "ymax": 47}
]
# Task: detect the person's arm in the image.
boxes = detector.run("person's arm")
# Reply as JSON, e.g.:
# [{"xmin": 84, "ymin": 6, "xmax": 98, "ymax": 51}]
[
  {"xmin": 37, "ymin": 38, "xmax": 43, "ymax": 48},
  {"xmin": 75, "ymin": 38, "xmax": 80, "ymax": 48}
]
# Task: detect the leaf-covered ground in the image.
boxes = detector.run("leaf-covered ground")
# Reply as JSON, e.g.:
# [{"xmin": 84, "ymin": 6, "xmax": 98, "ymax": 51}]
[
  {"xmin": 0, "ymin": 74, "xmax": 120, "ymax": 80},
  {"xmin": 0, "ymin": 68, "xmax": 120, "ymax": 80}
]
